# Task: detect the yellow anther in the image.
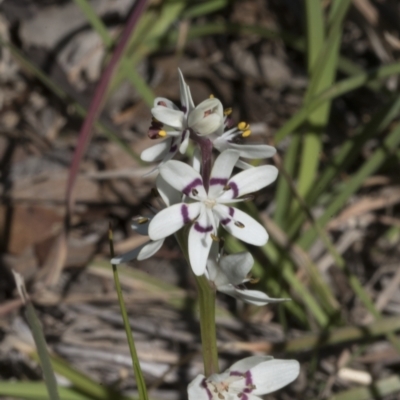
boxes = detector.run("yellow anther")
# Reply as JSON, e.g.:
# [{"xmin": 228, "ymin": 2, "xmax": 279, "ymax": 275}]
[
  {"xmin": 249, "ymin": 277, "xmax": 260, "ymax": 284},
  {"xmin": 211, "ymin": 234, "xmax": 220, "ymax": 242},
  {"xmin": 237, "ymin": 121, "xmax": 249, "ymax": 130},
  {"xmin": 137, "ymin": 217, "xmax": 150, "ymax": 224},
  {"xmin": 209, "ymin": 94, "xmax": 215, "ymax": 98},
  {"xmin": 242, "ymin": 129, "xmax": 251, "ymax": 138},
  {"xmin": 158, "ymin": 130, "xmax": 167, "ymax": 137},
  {"xmin": 224, "ymin": 108, "xmax": 232, "ymax": 116}
]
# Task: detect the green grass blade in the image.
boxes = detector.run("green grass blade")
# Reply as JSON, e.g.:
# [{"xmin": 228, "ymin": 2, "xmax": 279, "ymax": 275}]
[
  {"xmin": 327, "ymin": 375, "xmax": 400, "ymax": 400},
  {"xmin": 274, "ymin": 135, "xmax": 300, "ymax": 227},
  {"xmin": 12, "ymin": 272, "xmax": 60, "ymax": 400},
  {"xmin": 0, "ymin": 382, "xmax": 92, "ymax": 400},
  {"xmin": 109, "ymin": 228, "xmax": 148, "ymax": 400},
  {"xmin": 182, "ymin": 0, "xmax": 229, "ymax": 18},
  {"xmin": 288, "ymin": 95, "xmax": 400, "ymax": 239},
  {"xmin": 74, "ymin": 0, "xmax": 155, "ymax": 106},
  {"xmin": 223, "ymin": 235, "xmax": 309, "ymax": 327},
  {"xmin": 73, "ymin": 0, "xmax": 113, "ymax": 48},
  {"xmin": 275, "ymin": 62, "xmax": 400, "ymax": 144},
  {"xmin": 39, "ymin": 355, "xmax": 133, "ymax": 400},
  {"xmin": 109, "ymin": 1, "xmax": 185, "ymax": 99},
  {"xmin": 295, "ymin": 0, "xmax": 350, "ymax": 220},
  {"xmin": 305, "ymin": 0, "xmax": 325, "ymax": 72},
  {"xmin": 282, "ymin": 315, "xmax": 400, "ymax": 353},
  {"xmin": 298, "ymin": 120, "xmax": 400, "ymax": 249}
]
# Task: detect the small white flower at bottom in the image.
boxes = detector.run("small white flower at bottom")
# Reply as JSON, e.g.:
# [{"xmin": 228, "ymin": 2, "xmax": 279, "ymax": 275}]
[{"xmin": 188, "ymin": 356, "xmax": 300, "ymax": 400}]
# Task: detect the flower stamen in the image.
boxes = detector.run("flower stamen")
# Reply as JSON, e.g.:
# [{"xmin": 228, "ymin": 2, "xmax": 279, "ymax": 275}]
[
  {"xmin": 158, "ymin": 130, "xmax": 167, "ymax": 137},
  {"xmin": 224, "ymin": 108, "xmax": 232, "ymax": 116},
  {"xmin": 237, "ymin": 121, "xmax": 249, "ymax": 131},
  {"xmin": 211, "ymin": 234, "xmax": 220, "ymax": 242}
]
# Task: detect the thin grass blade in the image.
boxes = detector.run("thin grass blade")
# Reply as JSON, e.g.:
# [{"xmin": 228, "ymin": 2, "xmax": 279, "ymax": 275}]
[{"xmin": 12, "ymin": 272, "xmax": 60, "ymax": 400}]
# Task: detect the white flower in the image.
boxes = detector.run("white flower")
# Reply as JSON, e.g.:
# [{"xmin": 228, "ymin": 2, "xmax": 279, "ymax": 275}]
[
  {"xmin": 141, "ymin": 70, "xmax": 224, "ymax": 166},
  {"xmin": 206, "ymin": 246, "xmax": 289, "ymax": 305},
  {"xmin": 212, "ymin": 120, "xmax": 277, "ymax": 163},
  {"xmin": 111, "ymin": 175, "xmax": 181, "ymax": 264},
  {"xmin": 148, "ymin": 150, "xmax": 278, "ymax": 276},
  {"xmin": 188, "ymin": 356, "xmax": 300, "ymax": 400}
]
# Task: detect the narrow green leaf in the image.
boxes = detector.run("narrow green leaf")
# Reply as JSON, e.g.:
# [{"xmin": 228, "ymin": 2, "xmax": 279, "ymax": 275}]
[
  {"xmin": 183, "ymin": 0, "xmax": 229, "ymax": 19},
  {"xmin": 109, "ymin": 228, "xmax": 148, "ymax": 400},
  {"xmin": 327, "ymin": 375, "xmax": 400, "ymax": 400},
  {"xmin": 288, "ymin": 95, "xmax": 400, "ymax": 239},
  {"xmin": 12, "ymin": 272, "xmax": 60, "ymax": 400},
  {"xmin": 0, "ymin": 382, "xmax": 91, "ymax": 400},
  {"xmin": 275, "ymin": 62, "xmax": 400, "ymax": 144},
  {"xmin": 298, "ymin": 121, "xmax": 400, "ymax": 249}
]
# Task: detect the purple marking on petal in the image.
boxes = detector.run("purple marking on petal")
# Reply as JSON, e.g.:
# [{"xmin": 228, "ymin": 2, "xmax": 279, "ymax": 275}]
[
  {"xmin": 220, "ymin": 218, "xmax": 231, "ymax": 225},
  {"xmin": 181, "ymin": 205, "xmax": 191, "ymax": 224},
  {"xmin": 230, "ymin": 371, "xmax": 243, "ymax": 377},
  {"xmin": 229, "ymin": 181, "xmax": 239, "ymax": 198},
  {"xmin": 194, "ymin": 222, "xmax": 213, "ymax": 233},
  {"xmin": 229, "ymin": 207, "xmax": 234, "ymax": 217},
  {"xmin": 201, "ymin": 378, "xmax": 213, "ymax": 400},
  {"xmin": 170, "ymin": 144, "xmax": 178, "ymax": 153},
  {"xmin": 241, "ymin": 394, "xmax": 249, "ymax": 400},
  {"xmin": 244, "ymin": 370, "xmax": 253, "ymax": 386},
  {"xmin": 182, "ymin": 178, "xmax": 203, "ymax": 196},
  {"xmin": 210, "ymin": 177, "xmax": 228, "ymax": 186},
  {"xmin": 181, "ymin": 105, "xmax": 187, "ymax": 114}
]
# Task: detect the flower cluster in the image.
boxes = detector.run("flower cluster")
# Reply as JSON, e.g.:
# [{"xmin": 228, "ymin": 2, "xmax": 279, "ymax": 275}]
[{"xmin": 112, "ymin": 70, "xmax": 299, "ymax": 396}]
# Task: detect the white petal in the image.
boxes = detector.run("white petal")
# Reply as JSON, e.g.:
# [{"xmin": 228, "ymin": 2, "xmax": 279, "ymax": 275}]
[
  {"xmin": 235, "ymin": 160, "xmax": 254, "ymax": 170},
  {"xmin": 178, "ymin": 69, "xmax": 195, "ymax": 115},
  {"xmin": 148, "ymin": 202, "xmax": 201, "ymax": 240},
  {"xmin": 152, "ymin": 106, "xmax": 184, "ymax": 129},
  {"xmin": 188, "ymin": 98, "xmax": 224, "ymax": 136},
  {"xmin": 205, "ymin": 243, "xmax": 220, "ymax": 282},
  {"xmin": 111, "ymin": 242, "xmax": 148, "ymax": 264},
  {"xmin": 226, "ymin": 143, "xmax": 276, "ymax": 159},
  {"xmin": 156, "ymin": 174, "xmax": 182, "ymax": 206},
  {"xmin": 215, "ymin": 205, "xmax": 268, "ymax": 246},
  {"xmin": 231, "ymin": 288, "xmax": 290, "ymax": 306},
  {"xmin": 208, "ymin": 150, "xmax": 240, "ymax": 199},
  {"xmin": 219, "ymin": 252, "xmax": 254, "ymax": 285},
  {"xmin": 140, "ymin": 140, "xmax": 170, "ymax": 162},
  {"xmin": 189, "ymin": 207, "xmax": 214, "ymax": 276},
  {"xmin": 179, "ymin": 129, "xmax": 190, "ymax": 154},
  {"xmin": 219, "ymin": 165, "xmax": 278, "ymax": 200},
  {"xmin": 153, "ymin": 97, "xmax": 179, "ymax": 110},
  {"xmin": 137, "ymin": 239, "xmax": 164, "ymax": 260},
  {"xmin": 160, "ymin": 161, "xmax": 207, "ymax": 198},
  {"xmin": 187, "ymin": 375, "xmax": 209, "ymax": 400},
  {"xmin": 250, "ymin": 359, "xmax": 300, "ymax": 395},
  {"xmin": 229, "ymin": 356, "xmax": 274, "ymax": 373}
]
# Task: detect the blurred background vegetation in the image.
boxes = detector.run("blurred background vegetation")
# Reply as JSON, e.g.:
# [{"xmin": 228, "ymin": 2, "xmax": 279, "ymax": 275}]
[{"xmin": 1, "ymin": 0, "xmax": 400, "ymax": 399}]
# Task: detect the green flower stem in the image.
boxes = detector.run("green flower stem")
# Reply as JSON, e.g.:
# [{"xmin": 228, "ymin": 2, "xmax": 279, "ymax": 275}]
[
  {"xmin": 109, "ymin": 227, "xmax": 148, "ymax": 400},
  {"xmin": 175, "ymin": 230, "xmax": 219, "ymax": 376},
  {"xmin": 195, "ymin": 274, "xmax": 220, "ymax": 376}
]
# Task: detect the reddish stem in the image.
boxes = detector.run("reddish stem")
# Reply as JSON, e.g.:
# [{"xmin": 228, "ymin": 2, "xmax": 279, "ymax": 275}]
[
  {"xmin": 190, "ymin": 131, "xmax": 213, "ymax": 191},
  {"xmin": 66, "ymin": 0, "xmax": 148, "ymax": 212}
]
